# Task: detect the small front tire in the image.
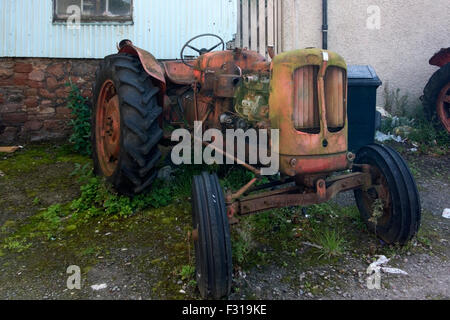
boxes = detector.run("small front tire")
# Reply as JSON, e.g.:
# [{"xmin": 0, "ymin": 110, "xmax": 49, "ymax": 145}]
[
  {"xmin": 354, "ymin": 144, "xmax": 421, "ymax": 245},
  {"xmin": 191, "ymin": 172, "xmax": 233, "ymax": 299}
]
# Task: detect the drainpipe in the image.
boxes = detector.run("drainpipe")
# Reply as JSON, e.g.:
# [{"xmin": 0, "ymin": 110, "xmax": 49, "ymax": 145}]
[{"xmin": 322, "ymin": 0, "xmax": 328, "ymax": 50}]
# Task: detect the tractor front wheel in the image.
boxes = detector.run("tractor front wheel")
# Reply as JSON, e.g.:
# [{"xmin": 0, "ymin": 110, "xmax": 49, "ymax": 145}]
[
  {"xmin": 92, "ymin": 54, "xmax": 163, "ymax": 195},
  {"xmin": 191, "ymin": 172, "xmax": 233, "ymax": 299},
  {"xmin": 354, "ymin": 144, "xmax": 421, "ymax": 245}
]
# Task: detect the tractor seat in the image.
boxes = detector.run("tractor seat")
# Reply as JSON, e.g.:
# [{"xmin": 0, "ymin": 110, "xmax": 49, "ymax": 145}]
[{"xmin": 162, "ymin": 60, "xmax": 196, "ymax": 85}]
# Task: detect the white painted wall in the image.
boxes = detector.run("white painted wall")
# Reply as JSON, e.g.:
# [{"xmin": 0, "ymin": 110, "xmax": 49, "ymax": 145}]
[
  {"xmin": 281, "ymin": 0, "xmax": 450, "ymax": 107},
  {"xmin": 0, "ymin": 0, "xmax": 237, "ymax": 59}
]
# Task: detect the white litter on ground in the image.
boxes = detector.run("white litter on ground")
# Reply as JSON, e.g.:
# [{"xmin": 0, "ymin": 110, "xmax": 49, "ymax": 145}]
[
  {"xmin": 367, "ymin": 255, "xmax": 408, "ymax": 275},
  {"xmin": 91, "ymin": 284, "xmax": 108, "ymax": 291},
  {"xmin": 302, "ymin": 242, "xmax": 323, "ymax": 250},
  {"xmin": 381, "ymin": 267, "xmax": 408, "ymax": 275},
  {"xmin": 376, "ymin": 107, "xmax": 392, "ymax": 118},
  {"xmin": 375, "ymin": 131, "xmax": 404, "ymax": 143},
  {"xmin": 443, "ymin": 209, "xmax": 450, "ymax": 219}
]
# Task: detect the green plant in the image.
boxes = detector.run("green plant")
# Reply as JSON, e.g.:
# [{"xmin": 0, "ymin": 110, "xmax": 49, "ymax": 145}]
[
  {"xmin": 232, "ymin": 219, "xmax": 255, "ymax": 264},
  {"xmin": 71, "ymin": 163, "xmax": 93, "ymax": 184},
  {"xmin": 380, "ymin": 98, "xmax": 450, "ymax": 154},
  {"xmin": 383, "ymin": 85, "xmax": 409, "ymax": 117},
  {"xmin": 66, "ymin": 82, "xmax": 91, "ymax": 156},
  {"xmin": 3, "ymin": 237, "xmax": 31, "ymax": 253},
  {"xmin": 380, "ymin": 116, "xmax": 414, "ymax": 135},
  {"xmin": 312, "ymin": 228, "xmax": 346, "ymax": 259},
  {"xmin": 369, "ymin": 199, "xmax": 384, "ymax": 231},
  {"xmin": 408, "ymin": 114, "xmax": 450, "ymax": 152},
  {"xmin": 70, "ymin": 176, "xmax": 174, "ymax": 222},
  {"xmin": 179, "ymin": 265, "xmax": 195, "ymax": 281}
]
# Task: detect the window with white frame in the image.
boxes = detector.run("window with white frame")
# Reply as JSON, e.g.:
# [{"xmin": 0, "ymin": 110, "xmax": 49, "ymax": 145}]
[{"xmin": 53, "ymin": 0, "xmax": 133, "ymax": 23}]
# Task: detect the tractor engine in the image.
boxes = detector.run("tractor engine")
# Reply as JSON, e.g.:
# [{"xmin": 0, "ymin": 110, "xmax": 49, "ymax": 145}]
[
  {"xmin": 173, "ymin": 47, "xmax": 351, "ymax": 178},
  {"xmin": 183, "ymin": 48, "xmax": 271, "ymax": 131}
]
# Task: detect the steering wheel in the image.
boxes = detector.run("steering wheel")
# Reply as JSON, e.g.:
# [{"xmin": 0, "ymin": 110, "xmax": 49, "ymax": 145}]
[{"xmin": 180, "ymin": 33, "xmax": 225, "ymax": 68}]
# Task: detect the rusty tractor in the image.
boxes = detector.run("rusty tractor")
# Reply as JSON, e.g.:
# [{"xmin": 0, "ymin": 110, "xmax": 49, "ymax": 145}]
[
  {"xmin": 92, "ymin": 34, "xmax": 421, "ymax": 299},
  {"xmin": 423, "ymin": 47, "xmax": 450, "ymax": 133}
]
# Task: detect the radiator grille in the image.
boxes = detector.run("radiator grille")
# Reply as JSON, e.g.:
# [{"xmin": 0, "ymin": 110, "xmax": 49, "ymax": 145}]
[
  {"xmin": 293, "ymin": 66, "xmax": 346, "ymax": 133},
  {"xmin": 325, "ymin": 67, "xmax": 346, "ymax": 132},
  {"xmin": 293, "ymin": 66, "xmax": 320, "ymax": 133}
]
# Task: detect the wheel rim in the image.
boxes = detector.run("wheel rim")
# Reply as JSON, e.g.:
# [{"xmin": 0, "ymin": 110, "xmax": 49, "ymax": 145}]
[
  {"xmin": 361, "ymin": 165, "xmax": 392, "ymax": 228},
  {"xmin": 437, "ymin": 82, "xmax": 450, "ymax": 133},
  {"xmin": 96, "ymin": 80, "xmax": 121, "ymax": 177}
]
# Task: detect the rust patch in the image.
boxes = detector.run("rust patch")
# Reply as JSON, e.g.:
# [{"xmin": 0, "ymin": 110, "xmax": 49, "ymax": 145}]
[
  {"xmin": 230, "ymin": 171, "xmax": 369, "ymax": 216},
  {"xmin": 429, "ymin": 47, "xmax": 450, "ymax": 67},
  {"xmin": 269, "ymin": 48, "xmax": 349, "ymax": 176}
]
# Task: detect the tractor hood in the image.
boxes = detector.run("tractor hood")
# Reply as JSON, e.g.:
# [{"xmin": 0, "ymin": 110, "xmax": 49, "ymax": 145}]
[{"xmin": 269, "ymin": 48, "xmax": 350, "ymax": 176}]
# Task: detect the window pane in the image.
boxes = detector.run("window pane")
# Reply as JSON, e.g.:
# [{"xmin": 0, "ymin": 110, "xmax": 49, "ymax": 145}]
[
  {"xmin": 56, "ymin": 0, "xmax": 81, "ymax": 15},
  {"xmin": 82, "ymin": 0, "xmax": 106, "ymax": 16},
  {"xmin": 54, "ymin": 0, "xmax": 132, "ymax": 20},
  {"xmin": 109, "ymin": 0, "xmax": 132, "ymax": 16}
]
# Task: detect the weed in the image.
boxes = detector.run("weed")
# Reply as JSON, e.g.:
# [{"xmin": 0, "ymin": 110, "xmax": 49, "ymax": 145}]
[
  {"xmin": 70, "ymin": 163, "xmax": 93, "ymax": 184},
  {"xmin": 232, "ymin": 219, "xmax": 255, "ymax": 264},
  {"xmin": 379, "ymin": 93, "xmax": 450, "ymax": 155},
  {"xmin": 312, "ymin": 228, "xmax": 346, "ymax": 259},
  {"xmin": 66, "ymin": 83, "xmax": 91, "ymax": 156},
  {"xmin": 340, "ymin": 206, "xmax": 366, "ymax": 231},
  {"xmin": 369, "ymin": 198, "xmax": 384, "ymax": 230},
  {"xmin": 383, "ymin": 84, "xmax": 409, "ymax": 117},
  {"xmin": 179, "ymin": 265, "xmax": 195, "ymax": 281},
  {"xmin": 187, "ymin": 280, "xmax": 197, "ymax": 288},
  {"xmin": 3, "ymin": 237, "xmax": 31, "ymax": 253}
]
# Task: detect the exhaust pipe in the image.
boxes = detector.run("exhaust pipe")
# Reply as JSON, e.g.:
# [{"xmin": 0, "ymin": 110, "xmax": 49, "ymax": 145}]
[{"xmin": 322, "ymin": 0, "xmax": 328, "ymax": 50}]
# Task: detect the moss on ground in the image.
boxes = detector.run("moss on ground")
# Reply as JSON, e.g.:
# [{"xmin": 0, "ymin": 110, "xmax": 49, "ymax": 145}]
[
  {"xmin": 0, "ymin": 142, "xmax": 447, "ymax": 299},
  {"xmin": 0, "ymin": 144, "xmax": 89, "ymax": 178}
]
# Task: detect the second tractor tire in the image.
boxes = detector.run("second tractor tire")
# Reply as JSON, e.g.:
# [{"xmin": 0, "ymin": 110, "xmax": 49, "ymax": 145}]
[{"xmin": 423, "ymin": 62, "xmax": 450, "ymax": 132}]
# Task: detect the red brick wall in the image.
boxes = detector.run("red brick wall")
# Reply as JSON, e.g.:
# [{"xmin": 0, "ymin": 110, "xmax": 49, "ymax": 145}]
[{"xmin": 0, "ymin": 58, "xmax": 99, "ymax": 144}]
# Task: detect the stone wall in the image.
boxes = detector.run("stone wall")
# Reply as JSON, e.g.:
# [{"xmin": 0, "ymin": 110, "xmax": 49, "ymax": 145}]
[{"xmin": 0, "ymin": 58, "xmax": 100, "ymax": 144}]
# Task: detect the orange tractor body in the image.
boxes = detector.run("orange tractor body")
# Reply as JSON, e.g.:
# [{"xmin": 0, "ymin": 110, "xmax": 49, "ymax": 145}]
[{"xmin": 92, "ymin": 35, "xmax": 421, "ymax": 299}]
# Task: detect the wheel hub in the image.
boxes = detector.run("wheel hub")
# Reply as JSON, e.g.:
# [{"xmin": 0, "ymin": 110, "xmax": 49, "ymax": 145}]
[
  {"xmin": 96, "ymin": 80, "xmax": 121, "ymax": 177},
  {"xmin": 437, "ymin": 82, "xmax": 450, "ymax": 133},
  {"xmin": 362, "ymin": 165, "xmax": 392, "ymax": 227}
]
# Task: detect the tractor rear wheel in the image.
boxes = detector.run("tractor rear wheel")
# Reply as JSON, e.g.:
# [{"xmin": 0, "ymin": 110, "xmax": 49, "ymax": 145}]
[
  {"xmin": 354, "ymin": 144, "xmax": 421, "ymax": 245},
  {"xmin": 92, "ymin": 53, "xmax": 163, "ymax": 195},
  {"xmin": 423, "ymin": 63, "xmax": 450, "ymax": 133},
  {"xmin": 191, "ymin": 172, "xmax": 233, "ymax": 299}
]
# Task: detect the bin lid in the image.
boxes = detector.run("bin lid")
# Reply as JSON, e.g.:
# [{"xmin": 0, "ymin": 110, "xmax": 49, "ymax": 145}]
[{"xmin": 347, "ymin": 65, "xmax": 382, "ymax": 87}]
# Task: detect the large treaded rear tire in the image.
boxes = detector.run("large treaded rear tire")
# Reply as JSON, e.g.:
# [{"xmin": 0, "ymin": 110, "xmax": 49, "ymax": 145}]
[
  {"xmin": 192, "ymin": 172, "xmax": 233, "ymax": 299},
  {"xmin": 354, "ymin": 144, "xmax": 421, "ymax": 245},
  {"xmin": 92, "ymin": 53, "xmax": 163, "ymax": 195},
  {"xmin": 423, "ymin": 63, "xmax": 450, "ymax": 132}
]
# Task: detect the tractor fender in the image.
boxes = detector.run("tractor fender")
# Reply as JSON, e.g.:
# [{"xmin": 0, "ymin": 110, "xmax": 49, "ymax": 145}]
[
  {"xmin": 118, "ymin": 41, "xmax": 166, "ymax": 86},
  {"xmin": 429, "ymin": 47, "xmax": 450, "ymax": 67}
]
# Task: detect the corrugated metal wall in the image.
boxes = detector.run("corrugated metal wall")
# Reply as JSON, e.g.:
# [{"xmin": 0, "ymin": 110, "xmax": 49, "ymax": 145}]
[{"xmin": 0, "ymin": 0, "xmax": 237, "ymax": 59}]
